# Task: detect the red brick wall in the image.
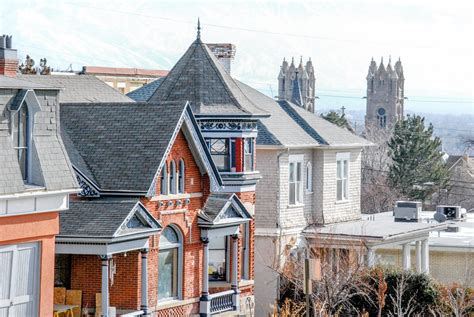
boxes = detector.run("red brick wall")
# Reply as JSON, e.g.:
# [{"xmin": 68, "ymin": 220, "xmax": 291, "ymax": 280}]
[
  {"xmin": 0, "ymin": 59, "xmax": 17, "ymax": 77},
  {"xmin": 235, "ymin": 138, "xmax": 243, "ymax": 172}
]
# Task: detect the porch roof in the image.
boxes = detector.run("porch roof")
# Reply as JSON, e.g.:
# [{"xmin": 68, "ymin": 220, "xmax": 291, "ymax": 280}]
[
  {"xmin": 198, "ymin": 193, "xmax": 252, "ymax": 228},
  {"xmin": 303, "ymin": 214, "xmax": 447, "ymax": 246}
]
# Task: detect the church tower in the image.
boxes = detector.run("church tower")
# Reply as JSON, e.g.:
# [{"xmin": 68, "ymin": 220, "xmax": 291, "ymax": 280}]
[
  {"xmin": 365, "ymin": 57, "xmax": 404, "ymax": 130},
  {"xmin": 278, "ymin": 57, "xmax": 316, "ymax": 113}
]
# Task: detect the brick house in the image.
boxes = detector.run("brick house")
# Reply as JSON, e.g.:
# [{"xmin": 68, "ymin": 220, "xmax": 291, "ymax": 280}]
[
  {"xmin": 58, "ymin": 101, "xmax": 254, "ymax": 316},
  {"xmin": 0, "ymin": 35, "xmax": 78, "ymax": 316}
]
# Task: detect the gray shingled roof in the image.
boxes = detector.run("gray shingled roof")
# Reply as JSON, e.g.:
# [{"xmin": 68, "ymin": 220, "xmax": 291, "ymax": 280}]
[
  {"xmin": 18, "ymin": 75, "xmax": 133, "ymax": 103},
  {"xmin": 127, "ymin": 78, "xmax": 164, "ymax": 102},
  {"xmin": 61, "ymin": 102, "xmax": 186, "ymax": 192},
  {"xmin": 0, "ymin": 76, "xmax": 54, "ymax": 89},
  {"xmin": 0, "ymin": 136, "xmax": 26, "ymax": 194},
  {"xmin": 198, "ymin": 192, "xmax": 252, "ymax": 227},
  {"xmin": 148, "ymin": 39, "xmax": 268, "ymax": 117},
  {"xmin": 59, "ymin": 199, "xmax": 160, "ymax": 239}
]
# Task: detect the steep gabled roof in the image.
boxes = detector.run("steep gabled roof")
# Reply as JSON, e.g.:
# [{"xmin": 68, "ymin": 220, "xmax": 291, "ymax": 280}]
[
  {"xmin": 18, "ymin": 75, "xmax": 133, "ymax": 103},
  {"xmin": 60, "ymin": 101, "xmax": 222, "ymax": 193},
  {"xmin": 148, "ymin": 39, "xmax": 268, "ymax": 117}
]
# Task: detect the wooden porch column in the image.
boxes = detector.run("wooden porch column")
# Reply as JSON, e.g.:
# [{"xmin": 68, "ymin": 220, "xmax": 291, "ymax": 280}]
[
  {"xmin": 415, "ymin": 241, "xmax": 422, "ymax": 273},
  {"xmin": 200, "ymin": 237, "xmax": 210, "ymax": 317},
  {"xmin": 402, "ymin": 243, "xmax": 411, "ymax": 271},
  {"xmin": 421, "ymin": 239, "xmax": 429, "ymax": 273},
  {"xmin": 140, "ymin": 248, "xmax": 149, "ymax": 316},
  {"xmin": 366, "ymin": 247, "xmax": 376, "ymax": 268},
  {"xmin": 231, "ymin": 234, "xmax": 240, "ymax": 311},
  {"xmin": 100, "ymin": 255, "xmax": 111, "ymax": 317}
]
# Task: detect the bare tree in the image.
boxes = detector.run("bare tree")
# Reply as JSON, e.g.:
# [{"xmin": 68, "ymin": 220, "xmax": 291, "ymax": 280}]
[
  {"xmin": 387, "ymin": 273, "xmax": 418, "ymax": 317},
  {"xmin": 435, "ymin": 283, "xmax": 474, "ymax": 317},
  {"xmin": 361, "ymin": 127, "xmax": 401, "ymax": 213}
]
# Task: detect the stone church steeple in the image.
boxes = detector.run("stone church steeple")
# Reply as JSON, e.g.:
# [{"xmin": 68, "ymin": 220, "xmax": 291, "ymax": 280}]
[
  {"xmin": 365, "ymin": 57, "xmax": 405, "ymax": 130},
  {"xmin": 278, "ymin": 57, "xmax": 316, "ymax": 113}
]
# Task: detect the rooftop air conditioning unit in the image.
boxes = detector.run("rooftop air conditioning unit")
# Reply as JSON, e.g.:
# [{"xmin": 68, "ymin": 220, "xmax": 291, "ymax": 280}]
[
  {"xmin": 435, "ymin": 205, "xmax": 466, "ymax": 220},
  {"xmin": 394, "ymin": 201, "xmax": 422, "ymax": 222}
]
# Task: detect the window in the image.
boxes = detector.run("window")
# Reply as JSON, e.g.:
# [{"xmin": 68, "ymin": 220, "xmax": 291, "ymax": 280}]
[
  {"xmin": 207, "ymin": 139, "xmax": 230, "ymax": 172},
  {"xmin": 54, "ymin": 255, "xmax": 72, "ymax": 289},
  {"xmin": 178, "ymin": 159, "xmax": 185, "ymax": 194},
  {"xmin": 377, "ymin": 107, "xmax": 386, "ymax": 128},
  {"xmin": 336, "ymin": 153, "xmax": 349, "ymax": 201},
  {"xmin": 289, "ymin": 156, "xmax": 303, "ymax": 205},
  {"xmin": 244, "ymin": 138, "xmax": 254, "ymax": 172},
  {"xmin": 169, "ymin": 160, "xmax": 177, "ymax": 194},
  {"xmin": 158, "ymin": 226, "xmax": 182, "ymax": 300},
  {"xmin": 306, "ymin": 162, "xmax": 312, "ymax": 192},
  {"xmin": 241, "ymin": 224, "xmax": 249, "ymax": 280},
  {"xmin": 209, "ymin": 236, "xmax": 227, "ymax": 281},
  {"xmin": 160, "ymin": 164, "xmax": 168, "ymax": 195},
  {"xmin": 12, "ymin": 103, "xmax": 29, "ymax": 181}
]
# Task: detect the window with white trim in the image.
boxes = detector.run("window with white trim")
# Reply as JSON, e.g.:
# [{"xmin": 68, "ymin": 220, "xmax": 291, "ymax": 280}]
[
  {"xmin": 289, "ymin": 155, "xmax": 303, "ymax": 205},
  {"xmin": 158, "ymin": 226, "xmax": 182, "ymax": 301},
  {"xmin": 336, "ymin": 153, "xmax": 349, "ymax": 201},
  {"xmin": 207, "ymin": 139, "xmax": 230, "ymax": 172},
  {"xmin": 244, "ymin": 138, "xmax": 254, "ymax": 172},
  {"xmin": 306, "ymin": 162, "xmax": 312, "ymax": 192}
]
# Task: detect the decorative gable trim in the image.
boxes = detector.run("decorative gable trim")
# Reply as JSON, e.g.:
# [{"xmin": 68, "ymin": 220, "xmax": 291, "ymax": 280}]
[
  {"xmin": 146, "ymin": 103, "xmax": 223, "ymax": 197},
  {"xmin": 75, "ymin": 171, "xmax": 100, "ymax": 197},
  {"xmin": 114, "ymin": 202, "xmax": 161, "ymax": 238}
]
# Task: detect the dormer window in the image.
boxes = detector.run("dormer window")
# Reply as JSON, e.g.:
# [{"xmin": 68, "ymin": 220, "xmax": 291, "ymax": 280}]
[{"xmin": 12, "ymin": 102, "xmax": 29, "ymax": 182}]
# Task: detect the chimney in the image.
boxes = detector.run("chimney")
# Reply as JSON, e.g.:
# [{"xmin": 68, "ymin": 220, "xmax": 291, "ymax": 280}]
[
  {"xmin": 207, "ymin": 43, "xmax": 236, "ymax": 74},
  {"xmin": 0, "ymin": 35, "xmax": 18, "ymax": 77}
]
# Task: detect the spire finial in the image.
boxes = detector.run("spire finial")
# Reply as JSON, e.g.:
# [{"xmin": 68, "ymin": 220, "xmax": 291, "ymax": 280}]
[{"xmin": 197, "ymin": 18, "xmax": 201, "ymax": 40}]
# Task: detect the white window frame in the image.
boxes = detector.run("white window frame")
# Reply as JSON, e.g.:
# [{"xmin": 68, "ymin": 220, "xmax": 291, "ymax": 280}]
[
  {"xmin": 158, "ymin": 225, "xmax": 183, "ymax": 302},
  {"xmin": 336, "ymin": 152, "xmax": 350, "ymax": 201},
  {"xmin": 289, "ymin": 155, "xmax": 304, "ymax": 206},
  {"xmin": 305, "ymin": 162, "xmax": 313, "ymax": 192}
]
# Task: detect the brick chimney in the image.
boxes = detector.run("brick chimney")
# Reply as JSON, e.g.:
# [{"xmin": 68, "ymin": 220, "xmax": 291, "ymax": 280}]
[
  {"xmin": 207, "ymin": 43, "xmax": 236, "ymax": 74},
  {"xmin": 0, "ymin": 35, "xmax": 18, "ymax": 77}
]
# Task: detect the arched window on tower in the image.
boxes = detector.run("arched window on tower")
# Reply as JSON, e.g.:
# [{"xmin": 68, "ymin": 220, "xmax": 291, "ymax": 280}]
[
  {"xmin": 377, "ymin": 107, "xmax": 387, "ymax": 128},
  {"xmin": 160, "ymin": 164, "xmax": 168, "ymax": 195},
  {"xmin": 178, "ymin": 159, "xmax": 185, "ymax": 194},
  {"xmin": 169, "ymin": 160, "xmax": 177, "ymax": 194}
]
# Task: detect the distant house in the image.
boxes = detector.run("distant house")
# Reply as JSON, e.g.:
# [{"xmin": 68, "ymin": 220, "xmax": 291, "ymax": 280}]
[
  {"xmin": 0, "ymin": 35, "xmax": 78, "ymax": 317},
  {"xmin": 81, "ymin": 66, "xmax": 169, "ymax": 94},
  {"xmin": 445, "ymin": 154, "xmax": 474, "ymax": 212}
]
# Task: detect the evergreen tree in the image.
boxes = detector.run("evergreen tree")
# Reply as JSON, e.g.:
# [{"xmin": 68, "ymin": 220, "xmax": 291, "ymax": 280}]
[
  {"xmin": 321, "ymin": 109, "xmax": 354, "ymax": 132},
  {"xmin": 388, "ymin": 115, "xmax": 449, "ymax": 201}
]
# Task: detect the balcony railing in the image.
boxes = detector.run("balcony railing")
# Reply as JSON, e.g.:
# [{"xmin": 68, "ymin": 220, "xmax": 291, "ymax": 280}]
[{"xmin": 209, "ymin": 290, "xmax": 234, "ymax": 314}]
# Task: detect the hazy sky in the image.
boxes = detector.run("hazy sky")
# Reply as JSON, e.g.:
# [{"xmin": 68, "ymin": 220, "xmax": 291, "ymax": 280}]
[{"xmin": 1, "ymin": 0, "xmax": 473, "ymax": 114}]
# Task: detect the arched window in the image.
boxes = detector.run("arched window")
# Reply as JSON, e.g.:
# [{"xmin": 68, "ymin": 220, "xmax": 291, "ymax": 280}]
[
  {"xmin": 306, "ymin": 162, "xmax": 312, "ymax": 192},
  {"xmin": 12, "ymin": 103, "xmax": 29, "ymax": 181},
  {"xmin": 178, "ymin": 159, "xmax": 185, "ymax": 194},
  {"xmin": 160, "ymin": 164, "xmax": 168, "ymax": 195},
  {"xmin": 377, "ymin": 107, "xmax": 387, "ymax": 128},
  {"xmin": 158, "ymin": 226, "xmax": 182, "ymax": 300},
  {"xmin": 169, "ymin": 161, "xmax": 176, "ymax": 194}
]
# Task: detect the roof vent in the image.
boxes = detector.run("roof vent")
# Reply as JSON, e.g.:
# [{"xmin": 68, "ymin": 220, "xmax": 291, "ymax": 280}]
[
  {"xmin": 394, "ymin": 201, "xmax": 422, "ymax": 222},
  {"xmin": 435, "ymin": 205, "xmax": 466, "ymax": 221}
]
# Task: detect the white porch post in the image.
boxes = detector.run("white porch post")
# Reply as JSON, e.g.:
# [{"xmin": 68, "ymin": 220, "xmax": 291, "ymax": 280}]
[
  {"xmin": 421, "ymin": 239, "xmax": 430, "ymax": 273},
  {"xmin": 140, "ymin": 249, "xmax": 149, "ymax": 316},
  {"xmin": 231, "ymin": 234, "xmax": 240, "ymax": 311},
  {"xmin": 367, "ymin": 247, "xmax": 376, "ymax": 268},
  {"xmin": 200, "ymin": 237, "xmax": 210, "ymax": 317},
  {"xmin": 100, "ymin": 255, "xmax": 110, "ymax": 317},
  {"xmin": 402, "ymin": 243, "xmax": 411, "ymax": 271},
  {"xmin": 415, "ymin": 241, "xmax": 422, "ymax": 273}
]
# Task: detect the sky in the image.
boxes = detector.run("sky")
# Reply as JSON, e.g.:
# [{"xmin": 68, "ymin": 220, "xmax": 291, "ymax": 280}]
[{"xmin": 1, "ymin": 0, "xmax": 473, "ymax": 114}]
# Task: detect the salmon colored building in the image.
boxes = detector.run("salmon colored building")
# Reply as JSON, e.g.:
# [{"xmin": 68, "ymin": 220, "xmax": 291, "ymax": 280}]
[{"xmin": 0, "ymin": 35, "xmax": 78, "ymax": 316}]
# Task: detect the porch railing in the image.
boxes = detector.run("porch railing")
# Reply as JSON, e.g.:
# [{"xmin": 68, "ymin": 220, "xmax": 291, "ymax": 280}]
[{"xmin": 209, "ymin": 290, "xmax": 234, "ymax": 314}]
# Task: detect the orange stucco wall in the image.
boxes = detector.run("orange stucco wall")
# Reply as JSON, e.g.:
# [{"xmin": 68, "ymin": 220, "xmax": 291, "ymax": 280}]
[{"xmin": 0, "ymin": 211, "xmax": 59, "ymax": 317}]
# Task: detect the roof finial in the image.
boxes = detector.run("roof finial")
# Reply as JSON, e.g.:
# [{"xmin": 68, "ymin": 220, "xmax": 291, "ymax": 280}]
[{"xmin": 197, "ymin": 18, "xmax": 201, "ymax": 40}]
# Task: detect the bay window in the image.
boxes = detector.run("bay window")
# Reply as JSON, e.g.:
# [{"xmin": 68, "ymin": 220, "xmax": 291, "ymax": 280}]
[
  {"xmin": 209, "ymin": 236, "xmax": 227, "ymax": 281},
  {"xmin": 244, "ymin": 138, "xmax": 254, "ymax": 172},
  {"xmin": 336, "ymin": 153, "xmax": 349, "ymax": 201},
  {"xmin": 289, "ymin": 155, "xmax": 303, "ymax": 205},
  {"xmin": 207, "ymin": 139, "xmax": 230, "ymax": 172}
]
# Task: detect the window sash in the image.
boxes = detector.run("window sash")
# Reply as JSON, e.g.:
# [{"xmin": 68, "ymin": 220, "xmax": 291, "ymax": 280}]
[
  {"xmin": 244, "ymin": 138, "xmax": 254, "ymax": 172},
  {"xmin": 208, "ymin": 139, "xmax": 231, "ymax": 172},
  {"xmin": 289, "ymin": 161, "xmax": 303, "ymax": 205},
  {"xmin": 178, "ymin": 160, "xmax": 185, "ymax": 194},
  {"xmin": 209, "ymin": 236, "xmax": 227, "ymax": 281},
  {"xmin": 158, "ymin": 248, "xmax": 178, "ymax": 300},
  {"xmin": 336, "ymin": 159, "xmax": 348, "ymax": 200}
]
